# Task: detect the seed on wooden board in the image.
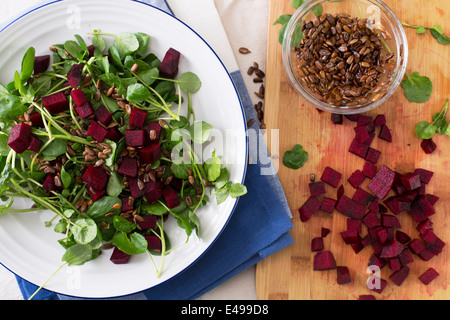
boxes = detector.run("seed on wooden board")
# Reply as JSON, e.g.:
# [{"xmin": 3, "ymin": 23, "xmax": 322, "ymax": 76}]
[
  {"xmin": 255, "ymin": 69, "xmax": 265, "ymax": 78},
  {"xmin": 247, "ymin": 66, "xmax": 255, "ymax": 75},
  {"xmin": 253, "ymin": 77, "xmax": 263, "ymax": 83},
  {"xmin": 239, "ymin": 47, "xmax": 251, "ymax": 54}
]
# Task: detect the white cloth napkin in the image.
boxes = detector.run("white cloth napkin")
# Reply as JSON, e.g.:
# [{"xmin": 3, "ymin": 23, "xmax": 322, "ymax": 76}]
[{"xmin": 0, "ymin": 0, "xmax": 271, "ymax": 301}]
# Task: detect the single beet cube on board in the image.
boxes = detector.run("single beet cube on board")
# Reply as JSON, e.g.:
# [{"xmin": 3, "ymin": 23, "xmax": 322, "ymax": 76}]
[
  {"xmin": 347, "ymin": 170, "xmax": 365, "ymax": 189},
  {"xmin": 311, "ymin": 237, "xmax": 324, "ymax": 251},
  {"xmin": 400, "ymin": 172, "xmax": 421, "ymax": 190},
  {"xmin": 367, "ymin": 165, "xmax": 395, "ymax": 200},
  {"xmin": 320, "ymin": 197, "xmax": 336, "ymax": 213},
  {"xmin": 313, "ymin": 251, "xmax": 336, "ymax": 270},
  {"xmin": 320, "ymin": 166, "xmax": 342, "ymax": 188},
  {"xmin": 309, "ymin": 181, "xmax": 326, "ymax": 196},
  {"xmin": 8, "ymin": 122, "xmax": 32, "ymax": 154},
  {"xmin": 298, "ymin": 196, "xmax": 321, "ymax": 222},
  {"xmin": 389, "ymin": 266, "xmax": 410, "ymax": 286},
  {"xmin": 336, "ymin": 266, "xmax": 352, "ymax": 284},
  {"xmin": 421, "ymin": 138, "xmax": 437, "ymax": 154},
  {"xmin": 378, "ymin": 124, "xmax": 392, "ymax": 142},
  {"xmin": 419, "ymin": 268, "xmax": 439, "ymax": 285}
]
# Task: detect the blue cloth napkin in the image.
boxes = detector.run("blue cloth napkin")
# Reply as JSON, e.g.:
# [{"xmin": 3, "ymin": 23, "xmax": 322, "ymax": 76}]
[{"xmin": 11, "ymin": 0, "xmax": 294, "ymax": 300}]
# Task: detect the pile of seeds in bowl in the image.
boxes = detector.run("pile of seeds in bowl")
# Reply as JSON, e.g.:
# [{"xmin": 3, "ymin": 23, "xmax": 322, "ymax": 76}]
[{"xmin": 295, "ymin": 13, "xmax": 395, "ymax": 106}]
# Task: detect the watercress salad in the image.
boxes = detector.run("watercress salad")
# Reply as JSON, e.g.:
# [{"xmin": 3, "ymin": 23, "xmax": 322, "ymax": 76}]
[{"xmin": 0, "ymin": 30, "xmax": 247, "ymax": 291}]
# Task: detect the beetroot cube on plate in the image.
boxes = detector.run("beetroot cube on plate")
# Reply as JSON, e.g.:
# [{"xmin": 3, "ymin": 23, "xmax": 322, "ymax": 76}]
[
  {"xmin": 67, "ymin": 64, "xmax": 84, "ymax": 88},
  {"xmin": 139, "ymin": 144, "xmax": 161, "ymax": 164},
  {"xmin": 42, "ymin": 174, "xmax": 57, "ymax": 192},
  {"xmin": 70, "ymin": 88, "xmax": 88, "ymax": 108},
  {"xmin": 94, "ymin": 104, "xmax": 112, "ymax": 125},
  {"xmin": 162, "ymin": 186, "xmax": 180, "ymax": 209},
  {"xmin": 145, "ymin": 181, "xmax": 163, "ymax": 204},
  {"xmin": 87, "ymin": 186, "xmax": 106, "ymax": 202},
  {"xmin": 147, "ymin": 122, "xmax": 162, "ymax": 144},
  {"xmin": 118, "ymin": 157, "xmax": 138, "ymax": 177},
  {"xmin": 27, "ymin": 135, "xmax": 43, "ymax": 153},
  {"xmin": 138, "ymin": 215, "xmax": 157, "ymax": 230},
  {"xmin": 82, "ymin": 164, "xmax": 108, "ymax": 192},
  {"xmin": 75, "ymin": 101, "xmax": 94, "ymax": 119},
  {"xmin": 125, "ymin": 130, "xmax": 146, "ymax": 147},
  {"xmin": 129, "ymin": 107, "xmax": 148, "ymax": 128},
  {"xmin": 145, "ymin": 234, "xmax": 162, "ymax": 253},
  {"xmin": 121, "ymin": 196, "xmax": 134, "ymax": 212},
  {"xmin": 104, "ymin": 127, "xmax": 122, "ymax": 142},
  {"xmin": 159, "ymin": 47, "xmax": 180, "ymax": 79},
  {"xmin": 110, "ymin": 246, "xmax": 131, "ymax": 264},
  {"xmin": 42, "ymin": 92, "xmax": 69, "ymax": 113},
  {"xmin": 8, "ymin": 122, "xmax": 32, "ymax": 154},
  {"xmin": 29, "ymin": 112, "xmax": 44, "ymax": 127},
  {"xmin": 87, "ymin": 121, "xmax": 109, "ymax": 142},
  {"xmin": 34, "ymin": 55, "xmax": 50, "ymax": 74}
]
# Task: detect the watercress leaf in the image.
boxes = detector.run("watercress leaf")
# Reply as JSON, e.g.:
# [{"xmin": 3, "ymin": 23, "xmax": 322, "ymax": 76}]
[
  {"xmin": 432, "ymin": 112, "xmax": 448, "ymax": 134},
  {"xmin": 92, "ymin": 34, "xmax": 106, "ymax": 53},
  {"xmin": 0, "ymin": 85, "xmax": 26, "ymax": 120},
  {"xmin": 430, "ymin": 26, "xmax": 450, "ymax": 45},
  {"xmin": 188, "ymin": 121, "xmax": 213, "ymax": 144},
  {"xmin": 214, "ymin": 167, "xmax": 229, "ymax": 191},
  {"xmin": 312, "ymin": 4, "xmax": 323, "ymax": 16},
  {"xmin": 113, "ymin": 231, "xmax": 147, "ymax": 255},
  {"xmin": 20, "ymin": 47, "xmax": 35, "ymax": 81},
  {"xmin": 291, "ymin": 22, "xmax": 304, "ymax": 48},
  {"xmin": 64, "ymin": 40, "xmax": 84, "ymax": 60},
  {"xmin": 62, "ymin": 244, "xmax": 93, "ymax": 266},
  {"xmin": 14, "ymin": 71, "xmax": 25, "ymax": 95},
  {"xmin": 108, "ymin": 46, "xmax": 123, "ymax": 69},
  {"xmin": 138, "ymin": 67, "xmax": 159, "ymax": 86},
  {"xmin": 229, "ymin": 183, "xmax": 247, "ymax": 198},
  {"xmin": 126, "ymin": 83, "xmax": 151, "ymax": 103},
  {"xmin": 60, "ymin": 166, "xmax": 73, "ymax": 188},
  {"xmin": 274, "ymin": 14, "xmax": 292, "ymax": 26},
  {"xmin": 415, "ymin": 121, "xmax": 437, "ymax": 139},
  {"xmin": 401, "ymin": 72, "xmax": 433, "ymax": 103},
  {"xmin": 283, "ymin": 144, "xmax": 308, "ymax": 169},
  {"xmin": 86, "ymin": 196, "xmax": 121, "ymax": 220},
  {"xmin": 71, "ymin": 218, "xmax": 98, "ymax": 245},
  {"xmin": 134, "ymin": 32, "xmax": 150, "ymax": 56},
  {"xmin": 171, "ymin": 162, "xmax": 192, "ymax": 179},
  {"xmin": 106, "ymin": 171, "xmax": 125, "ymax": 197},
  {"xmin": 179, "ymin": 72, "xmax": 202, "ymax": 93},
  {"xmin": 203, "ymin": 152, "xmax": 221, "ymax": 182},
  {"xmin": 188, "ymin": 210, "xmax": 200, "ymax": 236},
  {"xmin": 40, "ymin": 138, "xmax": 66, "ymax": 158},
  {"xmin": 416, "ymin": 26, "xmax": 427, "ymax": 34},
  {"xmin": 113, "ymin": 215, "xmax": 136, "ymax": 233},
  {"xmin": 215, "ymin": 187, "xmax": 229, "ymax": 205},
  {"xmin": 140, "ymin": 202, "xmax": 168, "ymax": 216},
  {"xmin": 113, "ymin": 32, "xmax": 139, "ymax": 58}
]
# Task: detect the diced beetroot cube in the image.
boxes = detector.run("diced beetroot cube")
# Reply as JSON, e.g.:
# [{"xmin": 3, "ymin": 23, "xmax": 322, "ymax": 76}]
[
  {"xmin": 368, "ymin": 253, "xmax": 387, "ymax": 269},
  {"xmin": 418, "ymin": 248, "xmax": 435, "ymax": 261},
  {"xmin": 400, "ymin": 172, "xmax": 421, "ymax": 190},
  {"xmin": 384, "ymin": 197, "xmax": 400, "ymax": 215},
  {"xmin": 389, "ymin": 266, "xmax": 409, "ymax": 286},
  {"xmin": 298, "ymin": 196, "xmax": 321, "ymax": 222},
  {"xmin": 87, "ymin": 121, "xmax": 109, "ymax": 142},
  {"xmin": 42, "ymin": 92, "xmax": 69, "ymax": 113},
  {"xmin": 8, "ymin": 122, "xmax": 32, "ymax": 154},
  {"xmin": 363, "ymin": 131, "xmax": 376, "ymax": 146},
  {"xmin": 347, "ymin": 219, "xmax": 362, "ymax": 233},
  {"xmin": 129, "ymin": 107, "xmax": 148, "ymax": 128},
  {"xmin": 145, "ymin": 181, "xmax": 163, "ymax": 204},
  {"xmin": 358, "ymin": 295, "xmax": 376, "ymax": 300},
  {"xmin": 147, "ymin": 122, "xmax": 162, "ymax": 144},
  {"xmin": 87, "ymin": 185, "xmax": 106, "ymax": 202},
  {"xmin": 352, "ymin": 187, "xmax": 375, "ymax": 206},
  {"xmin": 368, "ymin": 278, "xmax": 388, "ymax": 294},
  {"xmin": 121, "ymin": 196, "xmax": 134, "ymax": 212},
  {"xmin": 368, "ymin": 165, "xmax": 395, "ymax": 199},
  {"xmin": 110, "ymin": 246, "xmax": 131, "ymax": 264},
  {"xmin": 354, "ymin": 126, "xmax": 370, "ymax": 143},
  {"xmin": 331, "ymin": 113, "xmax": 343, "ymax": 124},
  {"xmin": 70, "ymin": 88, "xmax": 88, "ymax": 108},
  {"xmin": 313, "ymin": 251, "xmax": 336, "ymax": 270},
  {"xmin": 145, "ymin": 234, "xmax": 162, "ymax": 253},
  {"xmin": 357, "ymin": 115, "xmax": 373, "ymax": 127},
  {"xmin": 29, "ymin": 112, "xmax": 44, "ymax": 127},
  {"xmin": 125, "ymin": 130, "xmax": 146, "ymax": 147},
  {"xmin": 389, "ymin": 258, "xmax": 401, "ymax": 271},
  {"xmin": 416, "ymin": 219, "xmax": 433, "ymax": 235},
  {"xmin": 94, "ymin": 105, "xmax": 112, "ymax": 125},
  {"xmin": 75, "ymin": 101, "xmax": 94, "ymax": 119},
  {"xmin": 351, "ymin": 238, "xmax": 364, "ymax": 254},
  {"xmin": 348, "ymin": 138, "xmax": 369, "ymax": 159},
  {"xmin": 139, "ymin": 144, "xmax": 161, "ymax": 165},
  {"xmin": 118, "ymin": 157, "xmax": 138, "ymax": 177},
  {"xmin": 104, "ymin": 127, "xmax": 123, "ymax": 142},
  {"xmin": 336, "ymin": 266, "xmax": 351, "ymax": 284},
  {"xmin": 337, "ymin": 184, "xmax": 345, "ymax": 199},
  {"xmin": 127, "ymin": 177, "xmax": 150, "ymax": 199},
  {"xmin": 418, "ymin": 268, "xmax": 439, "ymax": 285},
  {"xmin": 320, "ymin": 166, "xmax": 342, "ymax": 188},
  {"xmin": 378, "ymin": 124, "xmax": 392, "ymax": 142},
  {"xmin": 408, "ymin": 238, "xmax": 426, "ymax": 254},
  {"xmin": 368, "ymin": 198, "xmax": 380, "ymax": 213},
  {"xmin": 420, "ymin": 138, "xmax": 436, "ymax": 154},
  {"xmin": 321, "ymin": 227, "xmax": 331, "ymax": 238},
  {"xmin": 335, "ymin": 195, "xmax": 366, "ymax": 220},
  {"xmin": 320, "ymin": 197, "xmax": 336, "ymax": 213},
  {"xmin": 311, "ymin": 237, "xmax": 324, "ymax": 251},
  {"xmin": 414, "ymin": 168, "xmax": 434, "ymax": 184},
  {"xmin": 345, "ymin": 114, "xmax": 360, "ymax": 122},
  {"xmin": 81, "ymin": 164, "xmax": 108, "ymax": 192},
  {"xmin": 67, "ymin": 64, "xmax": 84, "ymax": 88},
  {"xmin": 399, "ymin": 248, "xmax": 414, "ymax": 265},
  {"xmin": 27, "ymin": 135, "xmax": 43, "ymax": 153},
  {"xmin": 410, "ymin": 196, "xmax": 435, "ymax": 223},
  {"xmin": 159, "ymin": 47, "xmax": 180, "ymax": 79},
  {"xmin": 374, "ymin": 114, "xmax": 386, "ymax": 127},
  {"xmin": 42, "ymin": 174, "xmax": 57, "ymax": 192},
  {"xmin": 34, "ymin": 55, "xmax": 50, "ymax": 74},
  {"xmin": 348, "ymin": 170, "xmax": 365, "ymax": 189},
  {"xmin": 380, "ymin": 240, "xmax": 405, "ymax": 258},
  {"xmin": 365, "ymin": 148, "xmax": 381, "ymax": 164},
  {"xmin": 309, "ymin": 181, "xmax": 326, "ymax": 196},
  {"xmin": 420, "ymin": 229, "xmax": 439, "ymax": 245},
  {"xmin": 362, "ymin": 161, "xmax": 377, "ymax": 178},
  {"xmin": 162, "ymin": 186, "xmax": 180, "ymax": 209},
  {"xmin": 395, "ymin": 230, "xmax": 411, "ymax": 244},
  {"xmin": 362, "ymin": 211, "xmax": 379, "ymax": 229},
  {"xmin": 341, "ymin": 229, "xmax": 359, "ymax": 244},
  {"xmin": 380, "ymin": 214, "xmax": 401, "ymax": 228},
  {"xmin": 376, "ymin": 228, "xmax": 389, "ymax": 245},
  {"xmin": 87, "ymin": 45, "xmax": 95, "ymax": 57},
  {"xmin": 137, "ymin": 215, "xmax": 157, "ymax": 229},
  {"xmin": 361, "ymin": 234, "xmax": 372, "ymax": 247}
]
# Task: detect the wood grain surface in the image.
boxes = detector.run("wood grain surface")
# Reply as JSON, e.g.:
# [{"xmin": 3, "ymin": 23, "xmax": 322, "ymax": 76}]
[{"xmin": 255, "ymin": 0, "xmax": 449, "ymax": 300}]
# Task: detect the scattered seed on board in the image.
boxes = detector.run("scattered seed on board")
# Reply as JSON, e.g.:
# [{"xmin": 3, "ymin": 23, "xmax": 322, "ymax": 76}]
[{"xmin": 239, "ymin": 47, "xmax": 251, "ymax": 54}]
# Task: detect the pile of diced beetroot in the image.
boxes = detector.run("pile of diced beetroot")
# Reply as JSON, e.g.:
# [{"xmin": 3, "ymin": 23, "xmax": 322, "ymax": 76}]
[
  {"xmin": 8, "ymin": 47, "xmax": 184, "ymax": 264},
  {"xmin": 298, "ymin": 113, "xmax": 444, "ymax": 299}
]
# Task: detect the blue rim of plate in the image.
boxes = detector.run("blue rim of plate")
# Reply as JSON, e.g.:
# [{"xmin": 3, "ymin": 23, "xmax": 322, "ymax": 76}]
[{"xmin": 0, "ymin": 0, "xmax": 249, "ymax": 299}]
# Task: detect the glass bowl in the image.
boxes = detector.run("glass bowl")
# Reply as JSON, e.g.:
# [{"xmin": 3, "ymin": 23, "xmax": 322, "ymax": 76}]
[{"xmin": 282, "ymin": 0, "xmax": 408, "ymax": 114}]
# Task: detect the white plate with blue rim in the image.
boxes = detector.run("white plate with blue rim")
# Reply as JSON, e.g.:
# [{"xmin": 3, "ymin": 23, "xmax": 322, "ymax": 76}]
[{"xmin": 0, "ymin": 0, "xmax": 247, "ymax": 298}]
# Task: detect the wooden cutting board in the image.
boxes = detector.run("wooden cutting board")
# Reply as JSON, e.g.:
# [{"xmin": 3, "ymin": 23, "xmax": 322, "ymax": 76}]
[{"xmin": 255, "ymin": 0, "xmax": 450, "ymax": 300}]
